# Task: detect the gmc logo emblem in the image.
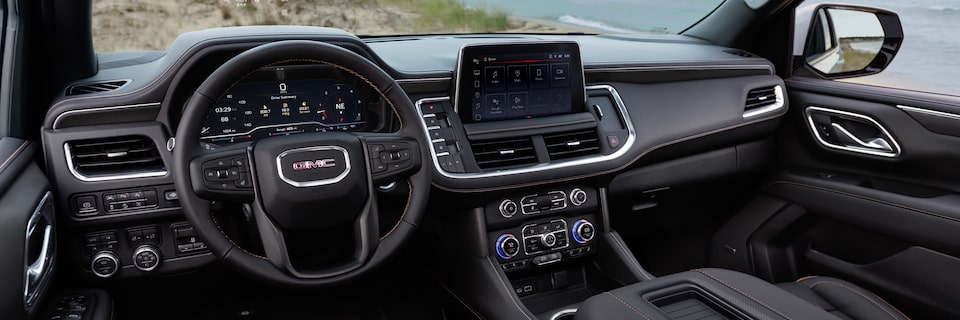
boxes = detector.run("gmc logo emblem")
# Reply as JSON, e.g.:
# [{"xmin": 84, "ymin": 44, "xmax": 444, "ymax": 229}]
[{"xmin": 291, "ymin": 159, "xmax": 337, "ymax": 171}]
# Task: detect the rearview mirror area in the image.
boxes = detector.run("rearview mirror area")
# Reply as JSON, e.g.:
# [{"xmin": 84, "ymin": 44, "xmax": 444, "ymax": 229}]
[{"xmin": 797, "ymin": 5, "xmax": 903, "ymax": 79}]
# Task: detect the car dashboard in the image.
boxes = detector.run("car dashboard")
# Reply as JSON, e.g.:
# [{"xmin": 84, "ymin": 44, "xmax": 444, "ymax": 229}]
[{"xmin": 39, "ymin": 26, "xmax": 787, "ymax": 312}]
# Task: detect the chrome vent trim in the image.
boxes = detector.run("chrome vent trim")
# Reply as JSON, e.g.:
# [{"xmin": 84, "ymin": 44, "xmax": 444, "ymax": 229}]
[
  {"xmin": 64, "ymin": 135, "xmax": 167, "ymax": 182},
  {"xmin": 471, "ymin": 137, "xmax": 537, "ymax": 169},
  {"xmin": 415, "ymin": 84, "xmax": 636, "ymax": 180},
  {"xmin": 743, "ymin": 85, "xmax": 785, "ymax": 118},
  {"xmin": 544, "ymin": 129, "xmax": 600, "ymax": 160}
]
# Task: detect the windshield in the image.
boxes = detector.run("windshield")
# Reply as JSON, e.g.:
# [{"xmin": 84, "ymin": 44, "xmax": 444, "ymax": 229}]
[{"xmin": 92, "ymin": 0, "xmax": 725, "ymax": 52}]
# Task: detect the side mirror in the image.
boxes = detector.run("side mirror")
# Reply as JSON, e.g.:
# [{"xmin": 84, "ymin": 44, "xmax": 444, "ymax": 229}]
[{"xmin": 794, "ymin": 4, "xmax": 903, "ymax": 79}]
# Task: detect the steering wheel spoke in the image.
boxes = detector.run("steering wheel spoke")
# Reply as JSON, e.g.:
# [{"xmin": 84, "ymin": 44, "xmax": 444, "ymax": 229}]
[
  {"xmin": 188, "ymin": 147, "xmax": 255, "ymax": 202},
  {"xmin": 362, "ymin": 134, "xmax": 422, "ymax": 185}
]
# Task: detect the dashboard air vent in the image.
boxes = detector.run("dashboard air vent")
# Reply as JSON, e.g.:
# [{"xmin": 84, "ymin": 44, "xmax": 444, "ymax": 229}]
[
  {"xmin": 66, "ymin": 80, "xmax": 130, "ymax": 96},
  {"xmin": 471, "ymin": 138, "xmax": 537, "ymax": 169},
  {"xmin": 743, "ymin": 85, "xmax": 784, "ymax": 118},
  {"xmin": 65, "ymin": 135, "xmax": 166, "ymax": 181},
  {"xmin": 544, "ymin": 129, "xmax": 601, "ymax": 160}
]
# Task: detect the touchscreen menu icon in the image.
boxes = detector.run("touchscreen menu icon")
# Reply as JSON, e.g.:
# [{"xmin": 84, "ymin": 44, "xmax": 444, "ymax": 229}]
[
  {"xmin": 529, "ymin": 64, "xmax": 548, "ymax": 89},
  {"xmin": 507, "ymin": 65, "xmax": 527, "ymax": 90},
  {"xmin": 485, "ymin": 66, "xmax": 505, "ymax": 91}
]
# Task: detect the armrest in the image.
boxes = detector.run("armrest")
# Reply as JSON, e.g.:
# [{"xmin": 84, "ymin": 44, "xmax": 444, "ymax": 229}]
[{"xmin": 575, "ymin": 268, "xmax": 839, "ymax": 320}]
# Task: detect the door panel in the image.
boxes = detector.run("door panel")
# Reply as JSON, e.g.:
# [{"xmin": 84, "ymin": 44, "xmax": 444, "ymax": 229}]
[
  {"xmin": 747, "ymin": 78, "xmax": 960, "ymax": 320},
  {"xmin": 0, "ymin": 138, "xmax": 55, "ymax": 320}
]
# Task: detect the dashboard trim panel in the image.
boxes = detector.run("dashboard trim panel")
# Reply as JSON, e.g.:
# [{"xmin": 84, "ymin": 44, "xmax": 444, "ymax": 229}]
[
  {"xmin": 415, "ymin": 84, "xmax": 636, "ymax": 180},
  {"xmin": 52, "ymin": 102, "xmax": 162, "ymax": 129}
]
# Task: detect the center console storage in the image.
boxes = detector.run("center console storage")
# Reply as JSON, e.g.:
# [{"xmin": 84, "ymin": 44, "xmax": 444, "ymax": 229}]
[{"xmin": 574, "ymin": 268, "xmax": 838, "ymax": 320}]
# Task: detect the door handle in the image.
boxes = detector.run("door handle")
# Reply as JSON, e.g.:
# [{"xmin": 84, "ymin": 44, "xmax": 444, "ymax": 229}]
[
  {"xmin": 830, "ymin": 122, "xmax": 894, "ymax": 152},
  {"xmin": 804, "ymin": 106, "xmax": 901, "ymax": 158}
]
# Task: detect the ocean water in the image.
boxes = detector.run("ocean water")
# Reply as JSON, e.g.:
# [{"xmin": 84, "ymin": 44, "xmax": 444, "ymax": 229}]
[{"xmin": 463, "ymin": 0, "xmax": 960, "ymax": 95}]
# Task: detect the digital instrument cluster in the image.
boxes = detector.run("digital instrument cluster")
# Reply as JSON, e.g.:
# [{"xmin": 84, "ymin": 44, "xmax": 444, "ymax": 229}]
[{"xmin": 199, "ymin": 65, "xmax": 373, "ymax": 144}]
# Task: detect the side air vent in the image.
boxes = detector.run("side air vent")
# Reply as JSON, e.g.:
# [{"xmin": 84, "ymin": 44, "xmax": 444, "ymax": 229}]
[
  {"xmin": 66, "ymin": 80, "xmax": 130, "ymax": 96},
  {"xmin": 544, "ymin": 129, "xmax": 601, "ymax": 160},
  {"xmin": 743, "ymin": 85, "xmax": 784, "ymax": 118},
  {"xmin": 64, "ymin": 135, "xmax": 167, "ymax": 181},
  {"xmin": 471, "ymin": 138, "xmax": 537, "ymax": 169}
]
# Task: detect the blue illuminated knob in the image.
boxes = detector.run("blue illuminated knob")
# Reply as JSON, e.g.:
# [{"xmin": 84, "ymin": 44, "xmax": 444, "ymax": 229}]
[
  {"xmin": 572, "ymin": 219, "xmax": 595, "ymax": 244},
  {"xmin": 495, "ymin": 234, "xmax": 520, "ymax": 259}
]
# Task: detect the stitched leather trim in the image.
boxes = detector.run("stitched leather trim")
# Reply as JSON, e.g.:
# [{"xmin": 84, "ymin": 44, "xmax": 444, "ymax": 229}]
[
  {"xmin": 211, "ymin": 209, "xmax": 268, "ymax": 260},
  {"xmin": 766, "ymin": 180, "xmax": 960, "ymax": 224},
  {"xmin": 694, "ymin": 269, "xmax": 793, "ymax": 320},
  {"xmin": 0, "ymin": 140, "xmax": 28, "ymax": 174},
  {"xmin": 380, "ymin": 180, "xmax": 414, "ymax": 240},
  {"xmin": 604, "ymin": 292, "xmax": 652, "ymax": 320},
  {"xmin": 485, "ymin": 257, "xmax": 534, "ymax": 320},
  {"xmin": 805, "ymin": 280, "xmax": 910, "ymax": 320}
]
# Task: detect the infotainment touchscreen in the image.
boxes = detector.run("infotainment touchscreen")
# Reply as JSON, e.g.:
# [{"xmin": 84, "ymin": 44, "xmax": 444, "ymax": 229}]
[{"xmin": 455, "ymin": 42, "xmax": 585, "ymax": 123}]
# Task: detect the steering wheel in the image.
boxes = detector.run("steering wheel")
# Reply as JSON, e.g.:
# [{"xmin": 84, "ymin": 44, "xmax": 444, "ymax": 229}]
[{"xmin": 173, "ymin": 40, "xmax": 431, "ymax": 287}]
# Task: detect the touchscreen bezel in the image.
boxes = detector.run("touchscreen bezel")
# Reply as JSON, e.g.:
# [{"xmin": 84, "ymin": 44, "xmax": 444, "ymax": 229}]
[{"xmin": 454, "ymin": 41, "xmax": 586, "ymax": 124}]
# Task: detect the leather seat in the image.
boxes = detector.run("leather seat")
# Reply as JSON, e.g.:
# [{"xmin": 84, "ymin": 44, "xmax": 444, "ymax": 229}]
[{"xmin": 777, "ymin": 276, "xmax": 909, "ymax": 320}]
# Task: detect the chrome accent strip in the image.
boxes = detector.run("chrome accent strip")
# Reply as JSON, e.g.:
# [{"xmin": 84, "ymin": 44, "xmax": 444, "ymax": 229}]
[
  {"xmin": 275, "ymin": 146, "xmax": 351, "ymax": 187},
  {"xmin": 897, "ymin": 105, "xmax": 960, "ymax": 121},
  {"xmin": 24, "ymin": 191, "xmax": 55, "ymax": 307},
  {"xmin": 63, "ymin": 143, "xmax": 168, "ymax": 182},
  {"xmin": 415, "ymin": 84, "xmax": 636, "ymax": 180},
  {"xmin": 52, "ymin": 102, "xmax": 161, "ymax": 129},
  {"xmin": 743, "ymin": 85, "xmax": 785, "ymax": 119},
  {"xmin": 804, "ymin": 106, "xmax": 901, "ymax": 158}
]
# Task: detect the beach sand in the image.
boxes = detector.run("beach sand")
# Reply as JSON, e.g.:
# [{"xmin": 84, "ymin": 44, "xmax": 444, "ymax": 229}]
[{"xmin": 93, "ymin": 0, "xmax": 596, "ymax": 52}]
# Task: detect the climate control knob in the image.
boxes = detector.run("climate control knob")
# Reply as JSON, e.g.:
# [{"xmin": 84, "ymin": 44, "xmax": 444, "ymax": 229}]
[
  {"xmin": 570, "ymin": 188, "xmax": 587, "ymax": 206},
  {"xmin": 499, "ymin": 199, "xmax": 519, "ymax": 218},
  {"xmin": 572, "ymin": 219, "xmax": 595, "ymax": 244},
  {"xmin": 540, "ymin": 232, "xmax": 558, "ymax": 247},
  {"xmin": 132, "ymin": 245, "xmax": 161, "ymax": 272},
  {"xmin": 495, "ymin": 234, "xmax": 520, "ymax": 259},
  {"xmin": 90, "ymin": 251, "xmax": 119, "ymax": 278}
]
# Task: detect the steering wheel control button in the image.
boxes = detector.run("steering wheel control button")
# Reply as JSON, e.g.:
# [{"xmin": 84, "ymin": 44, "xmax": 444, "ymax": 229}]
[
  {"xmin": 499, "ymin": 199, "xmax": 519, "ymax": 218},
  {"xmin": 496, "ymin": 234, "xmax": 521, "ymax": 259},
  {"xmin": 572, "ymin": 219, "xmax": 595, "ymax": 244},
  {"xmin": 570, "ymin": 188, "xmax": 587, "ymax": 206},
  {"xmin": 91, "ymin": 251, "xmax": 120, "ymax": 278},
  {"xmin": 133, "ymin": 245, "xmax": 161, "ymax": 272}
]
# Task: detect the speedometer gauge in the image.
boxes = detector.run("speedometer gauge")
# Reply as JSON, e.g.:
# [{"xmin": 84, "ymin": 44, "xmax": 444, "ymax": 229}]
[
  {"xmin": 197, "ymin": 65, "xmax": 371, "ymax": 144},
  {"xmin": 319, "ymin": 84, "xmax": 364, "ymax": 126}
]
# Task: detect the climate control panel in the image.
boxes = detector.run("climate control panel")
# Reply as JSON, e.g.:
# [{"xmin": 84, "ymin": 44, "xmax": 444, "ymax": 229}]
[{"xmin": 490, "ymin": 214, "xmax": 597, "ymax": 272}]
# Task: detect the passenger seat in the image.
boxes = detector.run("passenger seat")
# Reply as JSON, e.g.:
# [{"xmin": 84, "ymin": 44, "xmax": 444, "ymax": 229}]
[{"xmin": 777, "ymin": 276, "xmax": 909, "ymax": 320}]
